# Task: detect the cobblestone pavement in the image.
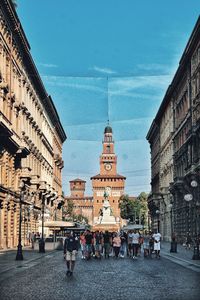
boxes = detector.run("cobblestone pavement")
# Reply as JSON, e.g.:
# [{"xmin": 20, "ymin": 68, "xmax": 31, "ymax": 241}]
[
  {"xmin": 0, "ymin": 249, "xmax": 199, "ymax": 300},
  {"xmin": 0, "ymin": 248, "xmax": 55, "ymax": 275}
]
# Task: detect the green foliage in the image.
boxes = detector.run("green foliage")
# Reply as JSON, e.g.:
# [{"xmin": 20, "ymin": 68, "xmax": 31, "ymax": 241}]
[
  {"xmin": 119, "ymin": 194, "xmax": 135, "ymax": 220},
  {"xmin": 62, "ymin": 199, "xmax": 74, "ymax": 220},
  {"xmin": 119, "ymin": 192, "xmax": 148, "ymax": 225},
  {"xmin": 136, "ymin": 192, "xmax": 148, "ymax": 225},
  {"xmin": 73, "ymin": 214, "xmax": 88, "ymax": 224},
  {"xmin": 62, "ymin": 200, "xmax": 88, "ymax": 224},
  {"xmin": 66, "ymin": 199, "xmax": 74, "ymax": 215}
]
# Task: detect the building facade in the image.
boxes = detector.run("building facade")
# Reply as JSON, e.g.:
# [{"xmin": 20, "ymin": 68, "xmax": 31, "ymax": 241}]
[
  {"xmin": 146, "ymin": 120, "xmax": 162, "ymax": 234},
  {"xmin": 171, "ymin": 17, "xmax": 200, "ymax": 243},
  {"xmin": 0, "ymin": 0, "xmax": 66, "ymax": 249},
  {"xmin": 147, "ymin": 17, "xmax": 200, "ymax": 243},
  {"xmin": 159, "ymin": 98, "xmax": 174, "ymax": 241}
]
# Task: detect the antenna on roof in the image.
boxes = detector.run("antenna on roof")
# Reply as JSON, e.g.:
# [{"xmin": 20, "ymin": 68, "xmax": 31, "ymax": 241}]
[{"xmin": 107, "ymin": 76, "xmax": 110, "ymax": 126}]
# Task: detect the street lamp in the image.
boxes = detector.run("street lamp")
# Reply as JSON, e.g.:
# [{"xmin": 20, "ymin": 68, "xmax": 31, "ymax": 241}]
[
  {"xmin": 168, "ymin": 203, "xmax": 177, "ymax": 253},
  {"xmin": 156, "ymin": 209, "xmax": 160, "ymax": 232},
  {"xmin": 39, "ymin": 193, "xmax": 45, "ymax": 253},
  {"xmin": 39, "ymin": 183, "xmax": 48, "ymax": 253},
  {"xmin": 16, "ymin": 181, "xmax": 25, "ymax": 260},
  {"xmin": 168, "ymin": 203, "xmax": 173, "ymax": 238},
  {"xmin": 184, "ymin": 179, "xmax": 200, "ymax": 260}
]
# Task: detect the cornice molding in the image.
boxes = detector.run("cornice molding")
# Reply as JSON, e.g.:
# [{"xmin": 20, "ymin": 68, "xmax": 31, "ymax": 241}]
[{"xmin": 1, "ymin": 0, "xmax": 66, "ymax": 143}]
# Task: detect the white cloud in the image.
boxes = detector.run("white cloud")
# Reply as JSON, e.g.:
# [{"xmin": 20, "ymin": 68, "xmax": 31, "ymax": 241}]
[
  {"xmin": 42, "ymin": 75, "xmax": 105, "ymax": 93},
  {"xmin": 39, "ymin": 63, "xmax": 58, "ymax": 68},
  {"xmin": 109, "ymin": 75, "xmax": 172, "ymax": 96},
  {"xmin": 137, "ymin": 63, "xmax": 171, "ymax": 73},
  {"xmin": 91, "ymin": 65, "xmax": 117, "ymax": 75}
]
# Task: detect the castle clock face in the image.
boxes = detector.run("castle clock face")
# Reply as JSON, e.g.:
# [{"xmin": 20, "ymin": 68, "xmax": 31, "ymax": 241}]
[{"xmin": 105, "ymin": 163, "xmax": 112, "ymax": 171}]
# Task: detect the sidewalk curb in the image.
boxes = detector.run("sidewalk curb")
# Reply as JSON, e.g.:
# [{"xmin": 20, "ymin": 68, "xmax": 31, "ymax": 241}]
[
  {"xmin": 0, "ymin": 250, "xmax": 57, "ymax": 276},
  {"xmin": 162, "ymin": 251, "xmax": 200, "ymax": 272}
]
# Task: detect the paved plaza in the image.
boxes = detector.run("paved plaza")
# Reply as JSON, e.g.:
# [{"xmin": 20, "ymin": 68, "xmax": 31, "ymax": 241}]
[{"xmin": 0, "ymin": 243, "xmax": 199, "ymax": 300}]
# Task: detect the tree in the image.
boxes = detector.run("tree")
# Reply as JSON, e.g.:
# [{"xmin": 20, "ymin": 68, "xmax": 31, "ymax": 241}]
[
  {"xmin": 136, "ymin": 192, "xmax": 148, "ymax": 226},
  {"xmin": 74, "ymin": 214, "xmax": 88, "ymax": 224},
  {"xmin": 119, "ymin": 192, "xmax": 148, "ymax": 225},
  {"xmin": 119, "ymin": 194, "xmax": 135, "ymax": 221},
  {"xmin": 62, "ymin": 199, "xmax": 74, "ymax": 220}
]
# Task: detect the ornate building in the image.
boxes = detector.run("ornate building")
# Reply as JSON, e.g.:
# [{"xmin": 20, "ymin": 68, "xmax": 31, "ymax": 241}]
[
  {"xmin": 146, "ymin": 120, "xmax": 161, "ymax": 233},
  {"xmin": 147, "ymin": 89, "xmax": 174, "ymax": 241},
  {"xmin": 171, "ymin": 17, "xmax": 200, "ymax": 242},
  {"xmin": 147, "ymin": 16, "xmax": 200, "ymax": 242},
  {"xmin": 0, "ymin": 0, "xmax": 66, "ymax": 250},
  {"xmin": 91, "ymin": 125, "xmax": 126, "ymax": 231}
]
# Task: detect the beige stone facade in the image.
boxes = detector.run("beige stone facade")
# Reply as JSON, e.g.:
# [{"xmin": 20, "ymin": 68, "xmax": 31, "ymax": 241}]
[
  {"xmin": 159, "ymin": 100, "xmax": 174, "ymax": 241},
  {"xmin": 147, "ymin": 17, "xmax": 200, "ymax": 242},
  {"xmin": 0, "ymin": 0, "xmax": 66, "ymax": 249}
]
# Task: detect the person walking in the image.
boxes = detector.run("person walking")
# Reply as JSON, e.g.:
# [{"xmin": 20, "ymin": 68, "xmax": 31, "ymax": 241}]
[
  {"xmin": 143, "ymin": 231, "xmax": 150, "ymax": 257},
  {"xmin": 103, "ymin": 231, "xmax": 111, "ymax": 258},
  {"xmin": 113, "ymin": 233, "xmax": 121, "ymax": 258},
  {"xmin": 131, "ymin": 229, "xmax": 140, "ymax": 259},
  {"xmin": 63, "ymin": 231, "xmax": 79, "ymax": 276},
  {"xmin": 138, "ymin": 232, "xmax": 144, "ymax": 256},
  {"xmin": 153, "ymin": 229, "xmax": 161, "ymax": 258},
  {"xmin": 94, "ymin": 231, "xmax": 101, "ymax": 259},
  {"xmin": 85, "ymin": 230, "xmax": 93, "ymax": 260},
  {"xmin": 80, "ymin": 231, "xmax": 86, "ymax": 259},
  {"xmin": 185, "ymin": 233, "xmax": 192, "ymax": 250},
  {"xmin": 127, "ymin": 230, "xmax": 133, "ymax": 257},
  {"xmin": 30, "ymin": 232, "xmax": 36, "ymax": 249},
  {"xmin": 120, "ymin": 231, "xmax": 127, "ymax": 258},
  {"xmin": 149, "ymin": 231, "xmax": 154, "ymax": 257}
]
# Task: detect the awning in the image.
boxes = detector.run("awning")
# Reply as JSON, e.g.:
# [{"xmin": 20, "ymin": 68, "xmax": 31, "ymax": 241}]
[
  {"xmin": 122, "ymin": 224, "xmax": 144, "ymax": 231},
  {"xmin": 44, "ymin": 221, "xmax": 75, "ymax": 228}
]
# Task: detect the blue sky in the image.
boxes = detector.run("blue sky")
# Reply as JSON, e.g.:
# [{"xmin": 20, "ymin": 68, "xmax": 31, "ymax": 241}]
[{"xmin": 17, "ymin": 0, "xmax": 200, "ymax": 196}]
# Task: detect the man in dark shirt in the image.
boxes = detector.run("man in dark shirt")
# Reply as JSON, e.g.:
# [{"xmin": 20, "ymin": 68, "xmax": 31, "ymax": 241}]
[
  {"xmin": 103, "ymin": 231, "xmax": 111, "ymax": 258},
  {"xmin": 63, "ymin": 231, "xmax": 78, "ymax": 276},
  {"xmin": 85, "ymin": 230, "xmax": 93, "ymax": 259},
  {"xmin": 120, "ymin": 231, "xmax": 127, "ymax": 258}
]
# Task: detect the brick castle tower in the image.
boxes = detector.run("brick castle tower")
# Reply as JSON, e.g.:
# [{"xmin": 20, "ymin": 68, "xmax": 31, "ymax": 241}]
[
  {"xmin": 65, "ymin": 179, "xmax": 93, "ymax": 224},
  {"xmin": 91, "ymin": 125, "xmax": 126, "ymax": 231}
]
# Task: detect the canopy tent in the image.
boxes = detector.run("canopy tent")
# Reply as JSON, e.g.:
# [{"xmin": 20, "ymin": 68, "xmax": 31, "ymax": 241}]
[
  {"xmin": 44, "ymin": 221, "xmax": 75, "ymax": 228},
  {"xmin": 122, "ymin": 224, "xmax": 144, "ymax": 231}
]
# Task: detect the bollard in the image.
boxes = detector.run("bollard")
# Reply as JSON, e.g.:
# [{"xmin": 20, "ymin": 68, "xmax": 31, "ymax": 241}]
[
  {"xmin": 192, "ymin": 244, "xmax": 200, "ymax": 260},
  {"xmin": 39, "ymin": 238, "xmax": 45, "ymax": 253},
  {"xmin": 170, "ymin": 241, "xmax": 177, "ymax": 253}
]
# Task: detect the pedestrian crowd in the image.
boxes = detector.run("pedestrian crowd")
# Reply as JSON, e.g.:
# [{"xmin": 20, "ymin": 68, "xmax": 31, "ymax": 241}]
[{"xmin": 63, "ymin": 229, "xmax": 161, "ymax": 276}]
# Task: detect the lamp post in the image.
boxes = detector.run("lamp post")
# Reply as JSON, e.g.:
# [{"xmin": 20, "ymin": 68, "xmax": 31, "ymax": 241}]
[
  {"xmin": 168, "ymin": 203, "xmax": 173, "ymax": 235},
  {"xmin": 39, "ymin": 193, "xmax": 45, "ymax": 253},
  {"xmin": 169, "ymin": 203, "xmax": 177, "ymax": 252},
  {"xmin": 184, "ymin": 179, "xmax": 200, "ymax": 260},
  {"xmin": 16, "ymin": 181, "xmax": 25, "ymax": 260},
  {"xmin": 156, "ymin": 210, "xmax": 160, "ymax": 232},
  {"xmin": 39, "ymin": 183, "xmax": 47, "ymax": 253}
]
